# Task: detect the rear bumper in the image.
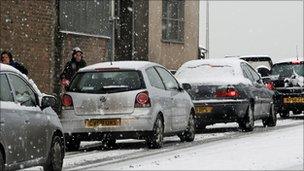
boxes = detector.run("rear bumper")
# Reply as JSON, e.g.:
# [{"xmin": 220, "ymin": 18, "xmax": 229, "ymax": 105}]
[
  {"xmin": 274, "ymin": 94, "xmax": 304, "ymax": 113},
  {"xmin": 60, "ymin": 108, "xmax": 154, "ymax": 138},
  {"xmin": 193, "ymin": 99, "xmax": 249, "ymax": 125}
]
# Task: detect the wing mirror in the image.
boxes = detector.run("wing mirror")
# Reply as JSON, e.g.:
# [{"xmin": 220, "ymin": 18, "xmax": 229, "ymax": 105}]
[
  {"xmin": 41, "ymin": 95, "xmax": 57, "ymax": 110},
  {"xmin": 182, "ymin": 83, "xmax": 192, "ymax": 91}
]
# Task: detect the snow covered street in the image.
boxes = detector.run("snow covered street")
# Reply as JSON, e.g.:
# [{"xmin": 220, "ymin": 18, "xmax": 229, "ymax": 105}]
[{"xmin": 24, "ymin": 116, "xmax": 303, "ymax": 170}]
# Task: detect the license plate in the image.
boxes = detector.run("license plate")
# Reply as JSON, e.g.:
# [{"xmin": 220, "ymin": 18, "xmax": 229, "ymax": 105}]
[
  {"xmin": 85, "ymin": 118, "xmax": 121, "ymax": 128},
  {"xmin": 195, "ymin": 106, "xmax": 213, "ymax": 114},
  {"xmin": 283, "ymin": 97, "xmax": 304, "ymax": 104}
]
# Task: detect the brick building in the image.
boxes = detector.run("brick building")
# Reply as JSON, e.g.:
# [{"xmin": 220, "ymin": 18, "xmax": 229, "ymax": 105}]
[{"xmin": 0, "ymin": 0, "xmax": 199, "ymax": 96}]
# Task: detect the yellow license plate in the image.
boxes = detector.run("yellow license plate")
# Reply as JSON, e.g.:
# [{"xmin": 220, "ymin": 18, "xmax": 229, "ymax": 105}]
[
  {"xmin": 283, "ymin": 97, "xmax": 304, "ymax": 104},
  {"xmin": 195, "ymin": 106, "xmax": 213, "ymax": 114},
  {"xmin": 85, "ymin": 118, "xmax": 121, "ymax": 128}
]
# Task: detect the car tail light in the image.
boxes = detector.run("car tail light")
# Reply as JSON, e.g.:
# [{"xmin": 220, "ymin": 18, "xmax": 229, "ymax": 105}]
[
  {"xmin": 135, "ymin": 91, "xmax": 151, "ymax": 108},
  {"xmin": 61, "ymin": 94, "xmax": 74, "ymax": 109},
  {"xmin": 265, "ymin": 82, "xmax": 274, "ymax": 90},
  {"xmin": 215, "ymin": 87, "xmax": 239, "ymax": 97},
  {"xmin": 292, "ymin": 60, "xmax": 301, "ymax": 64}
]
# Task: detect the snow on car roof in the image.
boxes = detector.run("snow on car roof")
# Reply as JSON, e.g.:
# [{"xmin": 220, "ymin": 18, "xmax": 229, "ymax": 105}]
[
  {"xmin": 225, "ymin": 55, "xmax": 271, "ymax": 59},
  {"xmin": 80, "ymin": 61, "xmax": 162, "ymax": 72},
  {"xmin": 175, "ymin": 58, "xmax": 251, "ymax": 85}
]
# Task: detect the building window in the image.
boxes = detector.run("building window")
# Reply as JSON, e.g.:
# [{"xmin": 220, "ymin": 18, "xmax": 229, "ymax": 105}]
[
  {"xmin": 162, "ymin": 0, "xmax": 185, "ymax": 43},
  {"xmin": 59, "ymin": 0, "xmax": 111, "ymax": 36}
]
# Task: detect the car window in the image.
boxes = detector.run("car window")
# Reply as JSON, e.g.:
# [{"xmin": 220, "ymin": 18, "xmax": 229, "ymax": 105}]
[
  {"xmin": 69, "ymin": 70, "xmax": 145, "ymax": 93},
  {"xmin": 146, "ymin": 67, "xmax": 165, "ymax": 89},
  {"xmin": 155, "ymin": 67, "xmax": 179, "ymax": 90},
  {"xmin": 8, "ymin": 74, "xmax": 37, "ymax": 107},
  {"xmin": 0, "ymin": 74, "xmax": 14, "ymax": 102},
  {"xmin": 246, "ymin": 64, "xmax": 262, "ymax": 83},
  {"xmin": 241, "ymin": 63, "xmax": 254, "ymax": 82}
]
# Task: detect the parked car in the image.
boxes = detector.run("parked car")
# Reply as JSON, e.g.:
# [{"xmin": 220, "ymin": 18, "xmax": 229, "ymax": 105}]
[
  {"xmin": 175, "ymin": 58, "xmax": 276, "ymax": 132},
  {"xmin": 268, "ymin": 59, "xmax": 304, "ymax": 118},
  {"xmin": 61, "ymin": 61, "xmax": 195, "ymax": 150},
  {"xmin": 225, "ymin": 55, "xmax": 273, "ymax": 77},
  {"xmin": 0, "ymin": 64, "xmax": 64, "ymax": 171}
]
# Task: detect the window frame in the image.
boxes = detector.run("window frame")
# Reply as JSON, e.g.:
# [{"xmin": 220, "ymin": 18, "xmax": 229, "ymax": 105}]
[
  {"xmin": 154, "ymin": 66, "xmax": 180, "ymax": 91},
  {"xmin": 145, "ymin": 67, "xmax": 166, "ymax": 90},
  {"xmin": 162, "ymin": 0, "xmax": 185, "ymax": 43},
  {"xmin": 7, "ymin": 73, "xmax": 39, "ymax": 107}
]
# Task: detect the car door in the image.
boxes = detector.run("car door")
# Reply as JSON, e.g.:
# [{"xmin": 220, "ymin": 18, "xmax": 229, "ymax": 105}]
[
  {"xmin": 8, "ymin": 73, "xmax": 48, "ymax": 161},
  {"xmin": 155, "ymin": 67, "xmax": 188, "ymax": 131},
  {"xmin": 0, "ymin": 73, "xmax": 27, "ymax": 164},
  {"xmin": 242, "ymin": 63, "xmax": 266, "ymax": 118},
  {"xmin": 145, "ymin": 67, "xmax": 173, "ymax": 132}
]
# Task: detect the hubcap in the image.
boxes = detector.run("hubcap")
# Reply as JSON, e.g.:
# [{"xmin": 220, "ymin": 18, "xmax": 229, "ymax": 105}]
[
  {"xmin": 155, "ymin": 119, "xmax": 163, "ymax": 144},
  {"xmin": 52, "ymin": 140, "xmax": 63, "ymax": 169}
]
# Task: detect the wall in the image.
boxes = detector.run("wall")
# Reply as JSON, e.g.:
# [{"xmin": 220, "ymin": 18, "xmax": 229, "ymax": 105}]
[
  {"xmin": 0, "ymin": 0, "xmax": 57, "ymax": 93},
  {"xmin": 148, "ymin": 0, "xmax": 199, "ymax": 70}
]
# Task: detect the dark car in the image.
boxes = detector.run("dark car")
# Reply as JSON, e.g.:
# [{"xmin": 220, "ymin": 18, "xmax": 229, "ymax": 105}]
[
  {"xmin": 269, "ymin": 59, "xmax": 304, "ymax": 118},
  {"xmin": 0, "ymin": 64, "xmax": 65, "ymax": 171},
  {"xmin": 175, "ymin": 58, "xmax": 276, "ymax": 132}
]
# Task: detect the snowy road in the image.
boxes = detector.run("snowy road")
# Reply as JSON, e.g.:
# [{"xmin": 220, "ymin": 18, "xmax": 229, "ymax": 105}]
[{"xmin": 25, "ymin": 115, "xmax": 303, "ymax": 170}]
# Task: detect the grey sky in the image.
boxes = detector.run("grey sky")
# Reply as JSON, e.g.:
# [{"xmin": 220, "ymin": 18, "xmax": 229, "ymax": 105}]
[{"xmin": 199, "ymin": 0, "xmax": 304, "ymax": 63}]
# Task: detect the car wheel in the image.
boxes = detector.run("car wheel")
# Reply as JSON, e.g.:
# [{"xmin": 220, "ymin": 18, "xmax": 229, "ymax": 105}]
[
  {"xmin": 279, "ymin": 111, "xmax": 290, "ymax": 119},
  {"xmin": 65, "ymin": 138, "xmax": 81, "ymax": 151},
  {"xmin": 262, "ymin": 104, "xmax": 277, "ymax": 127},
  {"xmin": 179, "ymin": 113, "xmax": 195, "ymax": 142},
  {"xmin": 43, "ymin": 136, "xmax": 64, "ymax": 171},
  {"xmin": 239, "ymin": 105, "xmax": 254, "ymax": 132},
  {"xmin": 0, "ymin": 151, "xmax": 4, "ymax": 171},
  {"xmin": 146, "ymin": 115, "xmax": 164, "ymax": 149}
]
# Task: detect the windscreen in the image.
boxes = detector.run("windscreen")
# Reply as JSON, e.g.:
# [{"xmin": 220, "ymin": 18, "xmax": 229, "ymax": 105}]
[
  {"xmin": 69, "ymin": 70, "xmax": 144, "ymax": 93},
  {"xmin": 272, "ymin": 63, "xmax": 304, "ymax": 77}
]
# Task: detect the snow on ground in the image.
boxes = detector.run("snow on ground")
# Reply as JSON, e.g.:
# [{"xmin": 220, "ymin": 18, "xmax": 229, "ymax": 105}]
[{"xmin": 92, "ymin": 123, "xmax": 303, "ymax": 170}]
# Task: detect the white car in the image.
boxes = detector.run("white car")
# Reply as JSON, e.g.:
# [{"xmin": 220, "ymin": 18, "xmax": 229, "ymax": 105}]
[
  {"xmin": 61, "ymin": 61, "xmax": 195, "ymax": 150},
  {"xmin": 0, "ymin": 64, "xmax": 64, "ymax": 171}
]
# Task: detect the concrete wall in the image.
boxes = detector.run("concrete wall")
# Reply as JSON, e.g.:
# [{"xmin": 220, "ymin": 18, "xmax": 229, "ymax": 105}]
[{"xmin": 148, "ymin": 0, "xmax": 199, "ymax": 70}]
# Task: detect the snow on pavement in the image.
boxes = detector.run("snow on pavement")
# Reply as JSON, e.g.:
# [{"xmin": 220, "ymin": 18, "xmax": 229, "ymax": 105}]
[{"xmin": 94, "ymin": 124, "xmax": 303, "ymax": 170}]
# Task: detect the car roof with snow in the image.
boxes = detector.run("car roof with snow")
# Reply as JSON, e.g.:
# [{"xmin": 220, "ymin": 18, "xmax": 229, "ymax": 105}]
[
  {"xmin": 177, "ymin": 58, "xmax": 245, "ymax": 68},
  {"xmin": 79, "ymin": 61, "xmax": 163, "ymax": 72},
  {"xmin": 0, "ymin": 63, "xmax": 22, "ymax": 73}
]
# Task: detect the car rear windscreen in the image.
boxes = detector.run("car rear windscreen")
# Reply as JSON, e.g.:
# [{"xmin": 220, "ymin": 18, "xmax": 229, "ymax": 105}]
[
  {"xmin": 272, "ymin": 63, "xmax": 304, "ymax": 77},
  {"xmin": 176, "ymin": 64, "xmax": 235, "ymax": 78},
  {"xmin": 69, "ymin": 70, "xmax": 144, "ymax": 93}
]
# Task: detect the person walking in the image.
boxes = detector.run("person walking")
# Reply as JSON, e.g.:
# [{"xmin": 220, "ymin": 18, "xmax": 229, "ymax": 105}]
[
  {"xmin": 60, "ymin": 47, "xmax": 86, "ymax": 87},
  {"xmin": 1, "ymin": 51, "xmax": 28, "ymax": 75}
]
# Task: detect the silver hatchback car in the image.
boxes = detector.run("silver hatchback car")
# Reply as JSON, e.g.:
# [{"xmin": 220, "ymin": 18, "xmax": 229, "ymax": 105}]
[
  {"xmin": 0, "ymin": 64, "xmax": 64, "ymax": 171},
  {"xmin": 61, "ymin": 61, "xmax": 195, "ymax": 150}
]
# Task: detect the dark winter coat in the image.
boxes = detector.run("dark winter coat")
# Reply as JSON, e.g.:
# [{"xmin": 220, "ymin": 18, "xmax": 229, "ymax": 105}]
[
  {"xmin": 60, "ymin": 58, "xmax": 86, "ymax": 81},
  {"xmin": 9, "ymin": 60, "xmax": 28, "ymax": 75}
]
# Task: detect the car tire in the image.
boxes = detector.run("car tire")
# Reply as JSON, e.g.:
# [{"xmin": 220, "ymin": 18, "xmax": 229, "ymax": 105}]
[
  {"xmin": 146, "ymin": 115, "xmax": 164, "ymax": 149},
  {"xmin": 65, "ymin": 138, "xmax": 81, "ymax": 151},
  {"xmin": 262, "ymin": 104, "xmax": 277, "ymax": 127},
  {"xmin": 0, "ymin": 151, "xmax": 4, "ymax": 171},
  {"xmin": 238, "ymin": 105, "xmax": 254, "ymax": 132},
  {"xmin": 178, "ymin": 113, "xmax": 195, "ymax": 142},
  {"xmin": 279, "ymin": 111, "xmax": 290, "ymax": 119},
  {"xmin": 43, "ymin": 136, "xmax": 64, "ymax": 171}
]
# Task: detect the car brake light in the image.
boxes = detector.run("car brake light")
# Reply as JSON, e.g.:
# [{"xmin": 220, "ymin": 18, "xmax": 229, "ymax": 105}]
[
  {"xmin": 61, "ymin": 94, "xmax": 74, "ymax": 109},
  {"xmin": 135, "ymin": 91, "xmax": 151, "ymax": 108},
  {"xmin": 265, "ymin": 82, "xmax": 274, "ymax": 90},
  {"xmin": 95, "ymin": 67, "xmax": 120, "ymax": 71},
  {"xmin": 292, "ymin": 60, "xmax": 301, "ymax": 64},
  {"xmin": 216, "ymin": 87, "xmax": 239, "ymax": 97}
]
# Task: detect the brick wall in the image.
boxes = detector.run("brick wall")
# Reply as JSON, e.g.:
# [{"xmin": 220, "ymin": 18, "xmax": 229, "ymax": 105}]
[{"xmin": 0, "ymin": 0, "xmax": 56, "ymax": 93}]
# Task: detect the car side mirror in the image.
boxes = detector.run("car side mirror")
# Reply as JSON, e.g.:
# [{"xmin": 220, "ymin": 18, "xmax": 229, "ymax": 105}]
[
  {"xmin": 41, "ymin": 95, "xmax": 57, "ymax": 110},
  {"xmin": 182, "ymin": 83, "xmax": 192, "ymax": 91}
]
